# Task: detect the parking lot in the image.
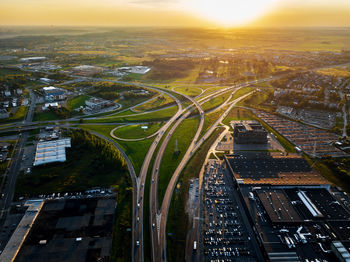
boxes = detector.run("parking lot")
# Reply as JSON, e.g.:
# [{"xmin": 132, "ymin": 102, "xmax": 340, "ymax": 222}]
[
  {"xmin": 202, "ymin": 160, "xmax": 261, "ymax": 262},
  {"xmin": 256, "ymin": 111, "xmax": 347, "ymax": 158}
]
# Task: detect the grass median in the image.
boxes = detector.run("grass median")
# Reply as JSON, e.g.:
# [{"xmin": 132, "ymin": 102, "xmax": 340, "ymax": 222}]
[
  {"xmin": 166, "ymin": 127, "xmax": 225, "ymax": 262},
  {"xmin": 158, "ymin": 117, "xmax": 200, "ymax": 205}
]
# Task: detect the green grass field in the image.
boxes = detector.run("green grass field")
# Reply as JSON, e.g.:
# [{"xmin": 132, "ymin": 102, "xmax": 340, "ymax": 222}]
[
  {"xmin": 0, "ymin": 106, "xmax": 28, "ymax": 123},
  {"xmin": 237, "ymin": 88, "xmax": 275, "ymax": 112},
  {"xmin": 173, "ymin": 86, "xmax": 202, "ymax": 97},
  {"xmin": 229, "ymin": 86, "xmax": 254, "ymax": 102},
  {"xmin": 67, "ymin": 95, "xmax": 90, "ymax": 110},
  {"xmin": 201, "ymin": 91, "xmax": 231, "ymax": 112},
  {"xmin": 86, "ymin": 105, "xmax": 178, "ymax": 123},
  {"xmin": 113, "ymin": 123, "xmax": 163, "ymax": 139},
  {"xmin": 158, "ymin": 117, "xmax": 200, "ymax": 204},
  {"xmin": 133, "ymin": 94, "xmax": 175, "ymax": 112},
  {"xmin": 200, "ymin": 106, "xmax": 228, "ymax": 138},
  {"xmin": 77, "ymin": 124, "xmax": 120, "ymax": 138},
  {"xmin": 33, "ymin": 111, "xmax": 59, "ymax": 121},
  {"xmin": 111, "ymin": 109, "xmax": 137, "ymax": 116},
  {"xmin": 78, "ymin": 124, "xmax": 153, "ymax": 175},
  {"xmin": 222, "ymin": 107, "xmax": 254, "ymax": 127}
]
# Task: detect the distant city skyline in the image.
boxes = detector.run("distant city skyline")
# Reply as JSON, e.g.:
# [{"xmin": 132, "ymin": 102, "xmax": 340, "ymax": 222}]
[{"xmin": 1, "ymin": 0, "xmax": 350, "ymax": 27}]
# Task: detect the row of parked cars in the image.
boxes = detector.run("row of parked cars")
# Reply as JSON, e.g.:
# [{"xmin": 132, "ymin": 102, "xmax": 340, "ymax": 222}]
[{"xmin": 203, "ymin": 161, "xmax": 252, "ymax": 262}]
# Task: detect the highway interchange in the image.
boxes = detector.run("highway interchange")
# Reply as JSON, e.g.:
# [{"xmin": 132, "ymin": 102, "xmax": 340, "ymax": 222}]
[{"xmin": 0, "ymin": 63, "xmax": 346, "ymax": 262}]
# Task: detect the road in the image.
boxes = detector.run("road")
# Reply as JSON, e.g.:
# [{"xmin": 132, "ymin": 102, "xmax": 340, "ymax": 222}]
[
  {"xmin": 156, "ymin": 91, "xmax": 254, "ymax": 262},
  {"xmin": 0, "ymin": 87, "xmax": 36, "ymax": 224},
  {"xmin": 132, "ymin": 87, "xmax": 184, "ymax": 262},
  {"xmin": 2, "ymin": 61, "xmax": 348, "ymax": 261},
  {"xmin": 150, "ymin": 94, "xmax": 204, "ymax": 262}
]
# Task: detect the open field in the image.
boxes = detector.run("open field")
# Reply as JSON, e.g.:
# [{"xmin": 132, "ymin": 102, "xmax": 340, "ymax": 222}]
[
  {"xmin": 78, "ymin": 124, "xmax": 120, "ymax": 138},
  {"xmin": 85, "ymin": 105, "xmax": 178, "ymax": 123},
  {"xmin": 133, "ymin": 94, "xmax": 175, "ymax": 112},
  {"xmin": 229, "ymin": 86, "xmax": 255, "ymax": 102},
  {"xmin": 33, "ymin": 111, "xmax": 58, "ymax": 122},
  {"xmin": 78, "ymin": 124, "xmax": 153, "ymax": 175},
  {"xmin": 316, "ymin": 67, "xmax": 350, "ymax": 78},
  {"xmin": 113, "ymin": 123, "xmax": 162, "ymax": 139},
  {"xmin": 67, "ymin": 95, "xmax": 90, "ymax": 110},
  {"xmin": 173, "ymin": 86, "xmax": 202, "ymax": 97},
  {"xmin": 237, "ymin": 88, "xmax": 275, "ymax": 112},
  {"xmin": 110, "ymin": 109, "xmax": 138, "ymax": 117},
  {"xmin": 222, "ymin": 107, "xmax": 254, "ymax": 127},
  {"xmin": 158, "ymin": 117, "xmax": 200, "ymax": 204},
  {"xmin": 201, "ymin": 91, "xmax": 232, "ymax": 112}
]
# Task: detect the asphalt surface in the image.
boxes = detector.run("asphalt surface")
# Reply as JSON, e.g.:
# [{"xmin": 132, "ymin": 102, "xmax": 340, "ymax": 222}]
[
  {"xmin": 157, "ymin": 89, "xmax": 255, "ymax": 262},
  {"xmin": 2, "ymin": 62, "xmax": 348, "ymax": 262},
  {"xmin": 150, "ymin": 94, "xmax": 205, "ymax": 262},
  {"xmin": 0, "ymin": 87, "xmax": 36, "ymax": 224}
]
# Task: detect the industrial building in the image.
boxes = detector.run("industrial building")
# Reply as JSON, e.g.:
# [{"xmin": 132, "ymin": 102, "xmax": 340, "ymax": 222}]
[
  {"xmin": 19, "ymin": 57, "xmax": 46, "ymax": 63},
  {"xmin": 232, "ymin": 120, "xmax": 268, "ymax": 144},
  {"xmin": 33, "ymin": 138, "xmax": 71, "ymax": 166},
  {"xmin": 85, "ymin": 97, "xmax": 114, "ymax": 110},
  {"xmin": 41, "ymin": 86, "xmax": 66, "ymax": 102},
  {"xmin": 71, "ymin": 65, "xmax": 104, "ymax": 76},
  {"xmin": 0, "ymin": 200, "xmax": 44, "ymax": 262},
  {"xmin": 9, "ymin": 196, "xmax": 116, "ymax": 262},
  {"xmin": 225, "ymin": 152, "xmax": 328, "ymax": 185},
  {"xmin": 221, "ymin": 148, "xmax": 350, "ymax": 262},
  {"xmin": 117, "ymin": 66, "xmax": 151, "ymax": 74}
]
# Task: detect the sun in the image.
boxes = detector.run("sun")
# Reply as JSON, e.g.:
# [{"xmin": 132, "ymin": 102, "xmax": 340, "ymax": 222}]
[{"xmin": 186, "ymin": 0, "xmax": 278, "ymax": 26}]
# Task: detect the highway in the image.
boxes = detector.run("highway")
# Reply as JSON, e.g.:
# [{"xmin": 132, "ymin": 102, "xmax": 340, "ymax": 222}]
[
  {"xmin": 131, "ymin": 87, "xmax": 184, "ymax": 262},
  {"xmin": 157, "ymin": 90, "xmax": 254, "ymax": 261},
  {"xmin": 0, "ymin": 75, "xmax": 271, "ymax": 262},
  {"xmin": 1, "ymin": 61, "xmax": 346, "ymax": 262},
  {"xmin": 150, "ymin": 94, "xmax": 204, "ymax": 262},
  {"xmin": 149, "ymin": 80, "xmax": 256, "ymax": 261}
]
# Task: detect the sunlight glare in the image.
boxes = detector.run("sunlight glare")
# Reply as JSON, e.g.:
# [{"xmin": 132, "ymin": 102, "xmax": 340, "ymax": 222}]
[{"xmin": 187, "ymin": 0, "xmax": 278, "ymax": 26}]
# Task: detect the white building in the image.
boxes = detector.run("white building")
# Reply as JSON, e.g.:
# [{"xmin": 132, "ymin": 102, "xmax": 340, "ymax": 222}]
[
  {"xmin": 19, "ymin": 56, "xmax": 46, "ymax": 62},
  {"xmin": 117, "ymin": 66, "xmax": 151, "ymax": 75},
  {"xmin": 33, "ymin": 138, "xmax": 71, "ymax": 166},
  {"xmin": 42, "ymin": 102, "xmax": 60, "ymax": 111},
  {"xmin": 40, "ymin": 78, "xmax": 53, "ymax": 84}
]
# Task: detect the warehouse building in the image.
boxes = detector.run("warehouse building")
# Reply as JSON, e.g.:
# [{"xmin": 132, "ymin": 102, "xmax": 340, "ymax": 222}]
[
  {"xmin": 41, "ymin": 86, "xmax": 66, "ymax": 102},
  {"xmin": 85, "ymin": 97, "xmax": 114, "ymax": 110},
  {"xmin": 33, "ymin": 138, "xmax": 71, "ymax": 166}
]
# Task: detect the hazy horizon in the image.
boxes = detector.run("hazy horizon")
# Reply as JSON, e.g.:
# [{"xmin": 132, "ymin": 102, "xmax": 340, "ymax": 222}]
[{"xmin": 1, "ymin": 0, "xmax": 350, "ymax": 28}]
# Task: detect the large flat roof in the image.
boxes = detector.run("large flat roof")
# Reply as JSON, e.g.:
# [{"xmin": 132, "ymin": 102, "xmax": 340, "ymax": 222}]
[
  {"xmin": 0, "ymin": 200, "xmax": 44, "ymax": 262},
  {"xmin": 226, "ymin": 152, "xmax": 329, "ymax": 185},
  {"xmin": 15, "ymin": 197, "xmax": 116, "ymax": 262},
  {"xmin": 33, "ymin": 138, "xmax": 71, "ymax": 166},
  {"xmin": 257, "ymin": 189, "xmax": 302, "ymax": 223}
]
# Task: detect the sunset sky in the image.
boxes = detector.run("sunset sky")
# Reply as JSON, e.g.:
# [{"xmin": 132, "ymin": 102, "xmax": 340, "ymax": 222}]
[{"xmin": 1, "ymin": 0, "xmax": 350, "ymax": 27}]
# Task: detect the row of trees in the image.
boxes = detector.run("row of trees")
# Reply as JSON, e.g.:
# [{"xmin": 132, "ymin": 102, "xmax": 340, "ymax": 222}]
[{"xmin": 69, "ymin": 129, "xmax": 128, "ymax": 171}]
